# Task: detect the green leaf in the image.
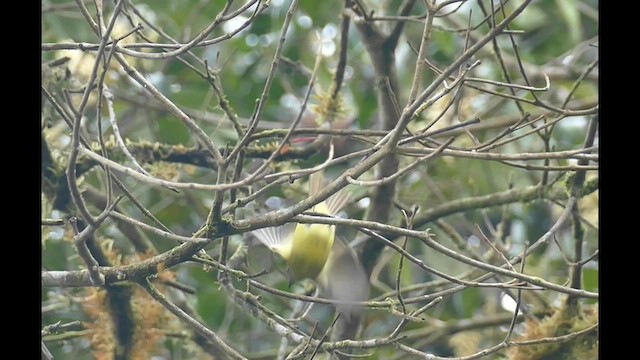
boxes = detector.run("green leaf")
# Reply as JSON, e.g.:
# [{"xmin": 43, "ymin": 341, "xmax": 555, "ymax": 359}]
[{"xmin": 583, "ymin": 267, "xmax": 598, "ymax": 292}]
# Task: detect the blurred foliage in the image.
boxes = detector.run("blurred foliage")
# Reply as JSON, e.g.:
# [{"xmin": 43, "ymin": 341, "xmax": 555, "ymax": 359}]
[{"xmin": 42, "ymin": 0, "xmax": 598, "ymax": 358}]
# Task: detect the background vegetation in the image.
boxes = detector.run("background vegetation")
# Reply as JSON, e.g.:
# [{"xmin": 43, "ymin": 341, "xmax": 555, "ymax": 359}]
[{"xmin": 42, "ymin": 0, "xmax": 598, "ymax": 359}]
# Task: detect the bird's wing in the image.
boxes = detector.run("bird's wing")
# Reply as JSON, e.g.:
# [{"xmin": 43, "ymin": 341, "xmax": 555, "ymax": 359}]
[
  {"xmin": 309, "ymin": 171, "xmax": 326, "ymax": 198},
  {"xmin": 309, "ymin": 171, "xmax": 352, "ymax": 216},
  {"xmin": 324, "ymin": 187, "xmax": 352, "ymax": 216},
  {"xmin": 250, "ymin": 223, "xmax": 295, "ymax": 259}
]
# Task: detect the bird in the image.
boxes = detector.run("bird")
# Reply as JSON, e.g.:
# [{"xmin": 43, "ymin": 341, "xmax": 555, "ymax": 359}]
[{"xmin": 251, "ymin": 171, "xmax": 369, "ymax": 320}]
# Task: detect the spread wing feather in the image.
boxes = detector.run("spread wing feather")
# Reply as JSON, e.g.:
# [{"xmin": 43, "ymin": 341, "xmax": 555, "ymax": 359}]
[
  {"xmin": 309, "ymin": 172, "xmax": 352, "ymax": 216},
  {"xmin": 251, "ymin": 223, "xmax": 296, "ymax": 259}
]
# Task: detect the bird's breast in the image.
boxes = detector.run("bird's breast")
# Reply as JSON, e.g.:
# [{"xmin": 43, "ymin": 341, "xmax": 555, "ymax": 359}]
[{"xmin": 288, "ymin": 224, "xmax": 336, "ymax": 281}]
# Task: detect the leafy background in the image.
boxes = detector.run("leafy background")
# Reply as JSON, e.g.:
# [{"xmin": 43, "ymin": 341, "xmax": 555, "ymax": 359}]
[{"xmin": 42, "ymin": 0, "xmax": 598, "ymax": 359}]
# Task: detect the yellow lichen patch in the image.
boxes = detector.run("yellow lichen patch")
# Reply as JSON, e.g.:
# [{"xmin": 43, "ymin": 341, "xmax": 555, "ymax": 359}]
[
  {"xmin": 129, "ymin": 286, "xmax": 176, "ymax": 360},
  {"xmin": 156, "ymin": 262, "xmax": 168, "ymax": 273},
  {"xmin": 157, "ymin": 266, "xmax": 178, "ymax": 283},
  {"xmin": 508, "ymin": 302, "xmax": 598, "ymax": 360},
  {"xmin": 310, "ymin": 87, "xmax": 347, "ymax": 125},
  {"xmin": 80, "ymin": 241, "xmax": 181, "ymax": 359},
  {"xmin": 82, "ymin": 288, "xmax": 116, "ymax": 360},
  {"xmin": 253, "ymin": 140, "xmax": 281, "ymax": 153},
  {"xmin": 81, "ymin": 283, "xmax": 179, "ymax": 359},
  {"xmin": 146, "ymin": 162, "xmax": 181, "ymax": 182},
  {"xmin": 173, "ymin": 143, "xmax": 189, "ymax": 154},
  {"xmin": 449, "ymin": 331, "xmax": 483, "ymax": 356}
]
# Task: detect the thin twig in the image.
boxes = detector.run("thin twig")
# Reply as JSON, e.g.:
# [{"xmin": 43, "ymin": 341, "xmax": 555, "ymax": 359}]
[
  {"xmin": 475, "ymin": 224, "xmax": 516, "ymax": 272},
  {"xmin": 42, "ymin": 218, "xmax": 66, "ymax": 226},
  {"xmin": 102, "ymin": 85, "xmax": 159, "ymax": 180},
  {"xmin": 395, "ymin": 206, "xmax": 419, "ymax": 315},
  {"xmin": 109, "ymin": 211, "xmax": 209, "ymax": 243},
  {"xmin": 346, "ymin": 137, "xmax": 454, "ymax": 186},
  {"xmin": 66, "ymin": 0, "xmax": 126, "ymax": 226},
  {"xmin": 504, "ymin": 241, "xmax": 528, "ymax": 343},
  {"xmin": 70, "ymin": 195, "xmax": 123, "ymax": 285},
  {"xmin": 227, "ymin": 0, "xmax": 300, "ymax": 163},
  {"xmin": 290, "ymin": 212, "xmax": 597, "ymax": 299},
  {"xmin": 310, "ymin": 314, "xmax": 340, "ymax": 359},
  {"xmin": 141, "ymin": 278, "xmax": 247, "ymax": 360}
]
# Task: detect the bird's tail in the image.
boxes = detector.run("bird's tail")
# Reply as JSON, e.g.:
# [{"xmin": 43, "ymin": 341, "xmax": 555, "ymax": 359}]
[{"xmin": 316, "ymin": 236, "xmax": 369, "ymax": 322}]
